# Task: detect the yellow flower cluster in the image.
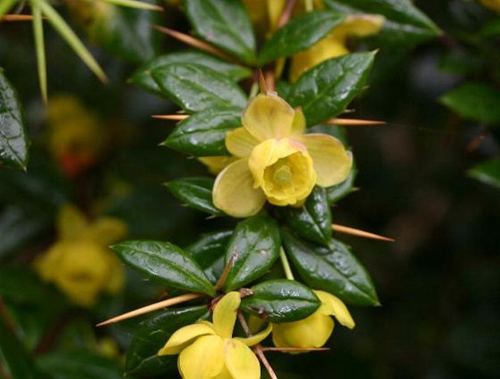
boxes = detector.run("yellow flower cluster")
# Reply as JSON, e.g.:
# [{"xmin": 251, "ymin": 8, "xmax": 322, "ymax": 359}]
[
  {"xmin": 159, "ymin": 292, "xmax": 272, "ymax": 379},
  {"xmin": 35, "ymin": 205, "xmax": 127, "ymax": 307},
  {"xmin": 211, "ymin": 93, "xmax": 352, "ymax": 217},
  {"xmin": 47, "ymin": 95, "xmax": 106, "ymax": 177}
]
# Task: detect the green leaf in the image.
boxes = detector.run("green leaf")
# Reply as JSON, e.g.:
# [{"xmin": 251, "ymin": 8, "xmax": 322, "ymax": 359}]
[
  {"xmin": 468, "ymin": 158, "xmax": 500, "ymax": 189},
  {"xmin": 164, "ymin": 106, "xmax": 242, "ymax": 156},
  {"xmin": 152, "ymin": 63, "xmax": 247, "ymax": 113},
  {"xmin": 80, "ymin": 3, "xmax": 159, "ymax": 63},
  {"xmin": 130, "ymin": 50, "xmax": 251, "ymax": 96},
  {"xmin": 323, "ymin": 0, "xmax": 440, "ymax": 45},
  {"xmin": 37, "ymin": 350, "xmax": 121, "ymax": 379},
  {"xmin": 0, "ymin": 317, "xmax": 49, "ymax": 379},
  {"xmin": 224, "ymin": 215, "xmax": 281, "ymax": 291},
  {"xmin": 289, "ymin": 52, "xmax": 376, "ymax": 125},
  {"xmin": 166, "ymin": 177, "xmax": 221, "ymax": 216},
  {"xmin": 282, "ymin": 230, "xmax": 379, "ymax": 306},
  {"xmin": 279, "ymin": 187, "xmax": 332, "ymax": 245},
  {"xmin": 440, "ymin": 83, "xmax": 500, "ymax": 125},
  {"xmin": 112, "ymin": 240, "xmax": 216, "ymax": 295},
  {"xmin": 186, "ymin": 230, "xmax": 232, "ymax": 284},
  {"xmin": 326, "ymin": 166, "xmax": 357, "ymax": 203},
  {"xmin": 259, "ymin": 11, "xmax": 344, "ymax": 65},
  {"xmin": 241, "ymin": 279, "xmax": 320, "ymax": 323},
  {"xmin": 183, "ymin": 0, "xmax": 256, "ymax": 64},
  {"xmin": 126, "ymin": 305, "xmax": 208, "ymax": 377},
  {"xmin": 0, "ymin": 70, "xmax": 29, "ymax": 170}
]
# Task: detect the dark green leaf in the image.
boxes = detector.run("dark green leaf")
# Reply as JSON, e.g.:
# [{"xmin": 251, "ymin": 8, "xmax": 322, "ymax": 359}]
[
  {"xmin": 279, "ymin": 187, "xmax": 332, "ymax": 245},
  {"xmin": 282, "ymin": 230, "xmax": 379, "ymax": 306},
  {"xmin": 152, "ymin": 63, "xmax": 247, "ymax": 113},
  {"xmin": 126, "ymin": 305, "xmax": 208, "ymax": 377},
  {"xmin": 183, "ymin": 0, "xmax": 256, "ymax": 64},
  {"xmin": 259, "ymin": 11, "xmax": 344, "ymax": 65},
  {"xmin": 224, "ymin": 215, "xmax": 281, "ymax": 291},
  {"xmin": 112, "ymin": 240, "xmax": 215, "ymax": 295},
  {"xmin": 163, "ymin": 106, "xmax": 242, "ymax": 156},
  {"xmin": 37, "ymin": 350, "xmax": 121, "ymax": 379},
  {"xmin": 440, "ymin": 83, "xmax": 500, "ymax": 125},
  {"xmin": 166, "ymin": 177, "xmax": 221, "ymax": 216},
  {"xmin": 468, "ymin": 158, "xmax": 500, "ymax": 189},
  {"xmin": 0, "ymin": 317, "xmax": 49, "ymax": 379},
  {"xmin": 289, "ymin": 52, "xmax": 376, "ymax": 125},
  {"xmin": 130, "ymin": 50, "xmax": 251, "ymax": 95},
  {"xmin": 0, "ymin": 69, "xmax": 28, "ymax": 170},
  {"xmin": 241, "ymin": 279, "xmax": 320, "ymax": 323},
  {"xmin": 186, "ymin": 230, "xmax": 232, "ymax": 284},
  {"xmin": 326, "ymin": 167, "xmax": 357, "ymax": 203},
  {"xmin": 323, "ymin": 0, "xmax": 440, "ymax": 45}
]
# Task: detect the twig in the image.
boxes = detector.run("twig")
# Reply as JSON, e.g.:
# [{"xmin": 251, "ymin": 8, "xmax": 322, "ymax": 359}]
[
  {"xmin": 238, "ymin": 313, "xmax": 278, "ymax": 379},
  {"xmin": 96, "ymin": 293, "xmax": 203, "ymax": 327},
  {"xmin": 214, "ymin": 254, "xmax": 237, "ymax": 291},
  {"xmin": 2, "ymin": 14, "xmax": 33, "ymax": 21},
  {"xmin": 154, "ymin": 25, "xmax": 238, "ymax": 63},
  {"xmin": 277, "ymin": 0, "xmax": 298, "ymax": 28},
  {"xmin": 332, "ymin": 224, "xmax": 395, "ymax": 242}
]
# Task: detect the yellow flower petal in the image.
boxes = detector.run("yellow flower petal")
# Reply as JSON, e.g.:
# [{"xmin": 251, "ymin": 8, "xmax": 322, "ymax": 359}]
[
  {"xmin": 272, "ymin": 312, "xmax": 334, "ymax": 348},
  {"xmin": 480, "ymin": 0, "xmax": 500, "ymax": 12},
  {"xmin": 291, "ymin": 108, "xmax": 306, "ymax": 136},
  {"xmin": 86, "ymin": 217, "xmax": 127, "ymax": 245},
  {"xmin": 236, "ymin": 323, "xmax": 272, "ymax": 346},
  {"xmin": 225, "ymin": 127, "xmax": 260, "ymax": 158},
  {"xmin": 213, "ymin": 292, "xmax": 241, "ymax": 339},
  {"xmin": 104, "ymin": 253, "xmax": 125, "ymax": 294},
  {"xmin": 57, "ymin": 204, "xmax": 88, "ymax": 240},
  {"xmin": 158, "ymin": 323, "xmax": 216, "ymax": 356},
  {"xmin": 242, "ymin": 94, "xmax": 295, "ymax": 140},
  {"xmin": 315, "ymin": 290, "xmax": 355, "ymax": 329},
  {"xmin": 199, "ymin": 156, "xmax": 238, "ymax": 175},
  {"xmin": 332, "ymin": 14, "xmax": 385, "ymax": 40},
  {"xmin": 178, "ymin": 335, "xmax": 225, "ymax": 379},
  {"xmin": 213, "ymin": 159, "xmax": 266, "ymax": 218},
  {"xmin": 224, "ymin": 339, "xmax": 261, "ymax": 379},
  {"xmin": 301, "ymin": 133, "xmax": 352, "ymax": 187}
]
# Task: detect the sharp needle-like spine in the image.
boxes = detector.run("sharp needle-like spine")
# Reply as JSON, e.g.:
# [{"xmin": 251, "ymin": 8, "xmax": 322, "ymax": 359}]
[{"xmin": 332, "ymin": 224, "xmax": 395, "ymax": 242}]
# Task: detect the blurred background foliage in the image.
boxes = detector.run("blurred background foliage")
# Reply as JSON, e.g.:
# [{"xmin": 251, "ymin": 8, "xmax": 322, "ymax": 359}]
[{"xmin": 0, "ymin": 0, "xmax": 499, "ymax": 378}]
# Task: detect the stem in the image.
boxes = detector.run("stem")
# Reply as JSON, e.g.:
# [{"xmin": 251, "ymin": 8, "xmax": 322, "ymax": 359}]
[
  {"xmin": 249, "ymin": 81, "xmax": 259, "ymax": 99},
  {"xmin": 305, "ymin": 0, "xmax": 314, "ymax": 12},
  {"xmin": 280, "ymin": 247, "xmax": 294, "ymax": 280},
  {"xmin": 238, "ymin": 313, "xmax": 278, "ymax": 379}
]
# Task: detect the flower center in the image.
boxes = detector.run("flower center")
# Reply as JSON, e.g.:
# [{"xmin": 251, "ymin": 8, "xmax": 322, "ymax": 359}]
[{"xmin": 273, "ymin": 164, "xmax": 292, "ymax": 185}]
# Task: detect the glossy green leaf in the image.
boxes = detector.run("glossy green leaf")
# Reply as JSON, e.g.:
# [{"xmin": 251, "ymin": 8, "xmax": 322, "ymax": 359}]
[
  {"xmin": 0, "ymin": 70, "xmax": 28, "ymax": 170},
  {"xmin": 279, "ymin": 187, "xmax": 332, "ymax": 245},
  {"xmin": 282, "ymin": 230, "xmax": 379, "ymax": 306},
  {"xmin": 289, "ymin": 52, "xmax": 376, "ymax": 125},
  {"xmin": 186, "ymin": 230, "xmax": 232, "ymax": 284},
  {"xmin": 37, "ymin": 350, "xmax": 121, "ymax": 379},
  {"xmin": 112, "ymin": 240, "xmax": 216, "ymax": 295},
  {"xmin": 183, "ymin": 0, "xmax": 256, "ymax": 64},
  {"xmin": 126, "ymin": 305, "xmax": 208, "ymax": 377},
  {"xmin": 468, "ymin": 158, "xmax": 500, "ymax": 189},
  {"xmin": 440, "ymin": 83, "xmax": 500, "ymax": 125},
  {"xmin": 0, "ymin": 317, "xmax": 49, "ymax": 379},
  {"xmin": 152, "ymin": 63, "xmax": 247, "ymax": 113},
  {"xmin": 130, "ymin": 50, "xmax": 251, "ymax": 95},
  {"xmin": 163, "ymin": 106, "xmax": 242, "ymax": 156},
  {"xmin": 327, "ymin": 167, "xmax": 357, "ymax": 203},
  {"xmin": 241, "ymin": 279, "xmax": 320, "ymax": 323},
  {"xmin": 224, "ymin": 215, "xmax": 281, "ymax": 291},
  {"xmin": 323, "ymin": 0, "xmax": 440, "ymax": 45},
  {"xmin": 259, "ymin": 11, "xmax": 344, "ymax": 65},
  {"xmin": 166, "ymin": 177, "xmax": 221, "ymax": 216}
]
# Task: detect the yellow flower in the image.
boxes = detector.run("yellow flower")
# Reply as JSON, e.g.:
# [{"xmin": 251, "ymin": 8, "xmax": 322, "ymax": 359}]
[
  {"xmin": 479, "ymin": 0, "xmax": 500, "ymax": 12},
  {"xmin": 290, "ymin": 15, "xmax": 384, "ymax": 82},
  {"xmin": 243, "ymin": 0, "xmax": 286, "ymax": 36},
  {"xmin": 212, "ymin": 93, "xmax": 352, "ymax": 217},
  {"xmin": 47, "ymin": 95, "xmax": 106, "ymax": 177},
  {"xmin": 158, "ymin": 292, "xmax": 272, "ymax": 379},
  {"xmin": 35, "ymin": 205, "xmax": 127, "ymax": 307},
  {"xmin": 272, "ymin": 290, "xmax": 355, "ymax": 349}
]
